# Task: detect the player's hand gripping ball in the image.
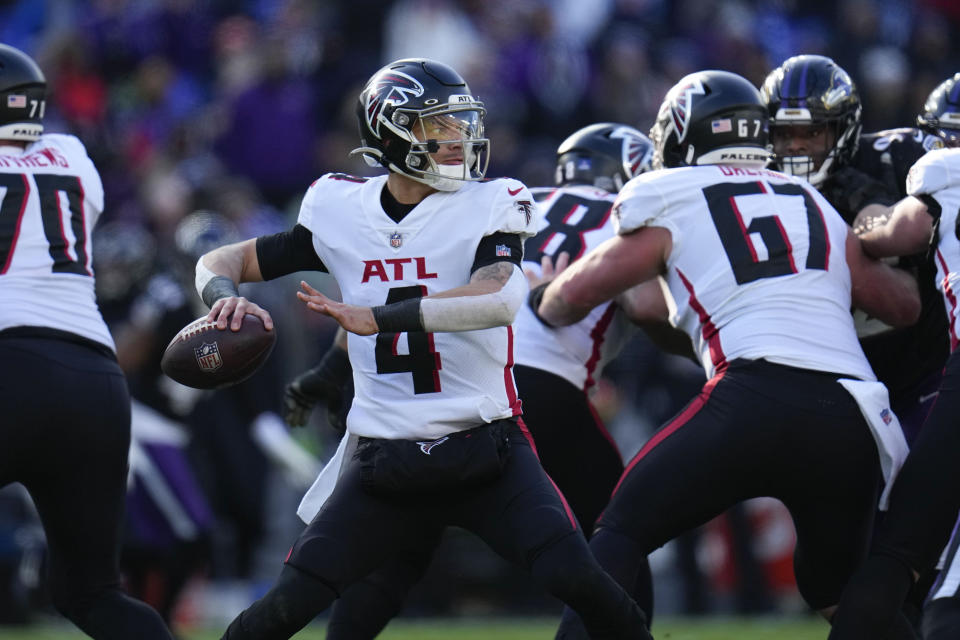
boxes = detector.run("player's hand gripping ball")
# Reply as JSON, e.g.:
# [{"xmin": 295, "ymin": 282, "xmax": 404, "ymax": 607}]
[{"xmin": 161, "ymin": 315, "xmax": 276, "ymax": 389}]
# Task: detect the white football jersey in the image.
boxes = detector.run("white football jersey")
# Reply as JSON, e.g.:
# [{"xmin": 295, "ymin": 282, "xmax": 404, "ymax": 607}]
[
  {"xmin": 515, "ymin": 185, "xmax": 635, "ymax": 391},
  {"xmin": 0, "ymin": 135, "xmax": 114, "ymax": 350},
  {"xmin": 613, "ymin": 164, "xmax": 874, "ymax": 381},
  {"xmin": 297, "ymin": 173, "xmax": 538, "ymax": 440},
  {"xmin": 906, "ymin": 147, "xmax": 960, "ymax": 352}
]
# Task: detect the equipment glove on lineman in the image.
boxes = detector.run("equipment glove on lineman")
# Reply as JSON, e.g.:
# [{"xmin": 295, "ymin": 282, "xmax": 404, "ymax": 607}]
[{"xmin": 283, "ymin": 346, "xmax": 352, "ymax": 432}]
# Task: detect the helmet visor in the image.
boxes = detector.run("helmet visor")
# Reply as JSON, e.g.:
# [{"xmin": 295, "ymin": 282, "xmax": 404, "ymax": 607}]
[
  {"xmin": 414, "ymin": 110, "xmax": 484, "ymax": 143},
  {"xmin": 407, "ymin": 108, "xmax": 489, "ymax": 187}
]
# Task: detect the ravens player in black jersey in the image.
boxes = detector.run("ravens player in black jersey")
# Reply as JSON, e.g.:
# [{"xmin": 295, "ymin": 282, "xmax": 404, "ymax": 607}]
[
  {"xmin": 762, "ymin": 55, "xmax": 948, "ymax": 449},
  {"xmin": 763, "ymin": 57, "xmax": 958, "ymax": 638}
]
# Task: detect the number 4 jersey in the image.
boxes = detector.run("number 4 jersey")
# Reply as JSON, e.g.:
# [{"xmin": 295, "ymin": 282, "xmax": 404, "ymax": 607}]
[
  {"xmin": 0, "ymin": 135, "xmax": 114, "ymax": 350},
  {"xmin": 296, "ymin": 173, "xmax": 538, "ymax": 440},
  {"xmin": 613, "ymin": 164, "xmax": 874, "ymax": 382}
]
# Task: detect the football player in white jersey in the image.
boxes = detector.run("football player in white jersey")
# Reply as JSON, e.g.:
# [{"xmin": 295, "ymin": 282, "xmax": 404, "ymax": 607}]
[
  {"xmin": 280, "ymin": 123, "xmax": 660, "ymax": 639},
  {"xmin": 826, "ymin": 145, "xmax": 960, "ymax": 640},
  {"xmin": 533, "ymin": 70, "xmax": 922, "ymax": 638},
  {"xmin": 195, "ymin": 58, "xmax": 650, "ymax": 640},
  {"xmin": 0, "ymin": 43, "xmax": 174, "ymax": 639}
]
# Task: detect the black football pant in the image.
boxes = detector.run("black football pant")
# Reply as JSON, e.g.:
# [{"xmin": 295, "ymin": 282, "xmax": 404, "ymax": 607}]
[
  {"xmin": 555, "ymin": 358, "xmax": 882, "ymax": 638},
  {"xmin": 0, "ymin": 332, "xmax": 173, "ymax": 640},
  {"xmin": 221, "ymin": 419, "xmax": 650, "ymax": 640},
  {"xmin": 324, "ymin": 365, "xmax": 653, "ymax": 640},
  {"xmin": 829, "ymin": 352, "xmax": 960, "ymax": 640}
]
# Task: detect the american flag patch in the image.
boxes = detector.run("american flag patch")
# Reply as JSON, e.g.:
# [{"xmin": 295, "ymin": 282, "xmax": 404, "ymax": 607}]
[
  {"xmin": 7, "ymin": 95, "xmax": 26, "ymax": 109},
  {"xmin": 711, "ymin": 119, "xmax": 732, "ymax": 134},
  {"xmin": 495, "ymin": 244, "xmax": 511, "ymax": 257},
  {"xmin": 880, "ymin": 408, "xmax": 893, "ymax": 425}
]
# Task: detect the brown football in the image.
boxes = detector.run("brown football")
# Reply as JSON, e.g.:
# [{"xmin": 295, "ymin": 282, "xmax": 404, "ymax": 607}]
[{"xmin": 160, "ymin": 314, "xmax": 277, "ymax": 390}]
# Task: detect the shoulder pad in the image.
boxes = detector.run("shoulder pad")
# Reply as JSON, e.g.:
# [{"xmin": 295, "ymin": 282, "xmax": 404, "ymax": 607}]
[{"xmin": 906, "ymin": 148, "xmax": 960, "ymax": 196}]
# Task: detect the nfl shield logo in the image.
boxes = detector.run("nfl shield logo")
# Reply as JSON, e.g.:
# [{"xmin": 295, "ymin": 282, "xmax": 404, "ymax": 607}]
[
  {"xmin": 195, "ymin": 342, "xmax": 223, "ymax": 372},
  {"xmin": 390, "ymin": 232, "xmax": 403, "ymax": 248}
]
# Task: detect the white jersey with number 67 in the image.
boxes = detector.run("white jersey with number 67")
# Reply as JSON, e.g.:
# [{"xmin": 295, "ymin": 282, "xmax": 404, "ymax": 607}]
[{"xmin": 613, "ymin": 164, "xmax": 874, "ymax": 382}]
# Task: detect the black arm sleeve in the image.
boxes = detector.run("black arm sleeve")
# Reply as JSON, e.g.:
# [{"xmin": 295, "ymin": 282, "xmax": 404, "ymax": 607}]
[
  {"xmin": 255, "ymin": 224, "xmax": 327, "ymax": 280},
  {"xmin": 918, "ymin": 194, "xmax": 942, "ymax": 223},
  {"xmin": 471, "ymin": 231, "xmax": 524, "ymax": 273}
]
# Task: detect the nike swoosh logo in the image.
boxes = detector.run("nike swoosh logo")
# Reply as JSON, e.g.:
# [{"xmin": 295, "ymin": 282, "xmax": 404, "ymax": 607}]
[
  {"xmin": 507, "ymin": 186, "xmax": 523, "ymax": 196},
  {"xmin": 919, "ymin": 391, "xmax": 939, "ymax": 404}
]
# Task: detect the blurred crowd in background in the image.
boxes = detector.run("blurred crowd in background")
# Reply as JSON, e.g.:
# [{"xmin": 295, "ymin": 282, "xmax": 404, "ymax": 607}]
[{"xmin": 1, "ymin": 0, "xmax": 959, "ymax": 633}]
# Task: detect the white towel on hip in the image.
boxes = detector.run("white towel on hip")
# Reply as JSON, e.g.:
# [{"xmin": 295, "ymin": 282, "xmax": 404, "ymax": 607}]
[
  {"xmin": 837, "ymin": 378, "xmax": 909, "ymax": 511},
  {"xmin": 297, "ymin": 433, "xmax": 359, "ymax": 523}
]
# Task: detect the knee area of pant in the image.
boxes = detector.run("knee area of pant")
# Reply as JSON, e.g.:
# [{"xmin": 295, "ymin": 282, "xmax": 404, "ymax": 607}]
[{"xmin": 531, "ymin": 535, "xmax": 607, "ymax": 598}]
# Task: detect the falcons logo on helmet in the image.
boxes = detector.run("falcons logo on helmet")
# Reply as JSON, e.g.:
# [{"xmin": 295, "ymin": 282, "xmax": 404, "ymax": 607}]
[
  {"xmin": 611, "ymin": 127, "xmax": 653, "ymax": 177},
  {"xmin": 670, "ymin": 79, "xmax": 706, "ymax": 143},
  {"xmin": 365, "ymin": 71, "xmax": 425, "ymax": 138}
]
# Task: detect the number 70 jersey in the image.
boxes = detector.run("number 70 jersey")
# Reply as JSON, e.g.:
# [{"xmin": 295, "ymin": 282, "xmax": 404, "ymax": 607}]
[
  {"xmin": 0, "ymin": 134, "xmax": 114, "ymax": 350},
  {"xmin": 613, "ymin": 164, "xmax": 874, "ymax": 382}
]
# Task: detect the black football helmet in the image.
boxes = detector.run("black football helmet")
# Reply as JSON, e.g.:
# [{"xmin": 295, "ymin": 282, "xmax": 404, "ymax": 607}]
[
  {"xmin": 650, "ymin": 70, "xmax": 770, "ymax": 170},
  {"xmin": 353, "ymin": 58, "xmax": 489, "ymax": 191},
  {"xmin": 761, "ymin": 55, "xmax": 861, "ymax": 186},
  {"xmin": 918, "ymin": 73, "xmax": 960, "ymax": 148},
  {"xmin": 0, "ymin": 43, "xmax": 46, "ymax": 142},
  {"xmin": 554, "ymin": 122, "xmax": 654, "ymax": 192}
]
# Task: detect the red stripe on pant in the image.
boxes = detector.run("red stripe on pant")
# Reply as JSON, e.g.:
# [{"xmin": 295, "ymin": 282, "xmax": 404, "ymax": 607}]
[
  {"xmin": 611, "ymin": 371, "xmax": 725, "ymax": 498},
  {"xmin": 518, "ymin": 417, "xmax": 578, "ymax": 530}
]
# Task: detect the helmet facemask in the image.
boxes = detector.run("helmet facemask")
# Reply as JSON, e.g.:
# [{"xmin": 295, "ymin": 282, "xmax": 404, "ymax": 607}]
[
  {"xmin": 770, "ymin": 113, "xmax": 861, "ymax": 187},
  {"xmin": 399, "ymin": 105, "xmax": 489, "ymax": 191}
]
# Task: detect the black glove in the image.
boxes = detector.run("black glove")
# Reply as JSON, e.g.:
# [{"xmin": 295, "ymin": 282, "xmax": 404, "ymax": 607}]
[{"xmin": 282, "ymin": 346, "xmax": 352, "ymax": 431}]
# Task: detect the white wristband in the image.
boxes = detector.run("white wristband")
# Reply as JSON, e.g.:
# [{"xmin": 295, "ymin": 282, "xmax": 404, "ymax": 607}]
[
  {"xmin": 420, "ymin": 265, "xmax": 527, "ymax": 332},
  {"xmin": 195, "ymin": 256, "xmax": 218, "ymax": 300}
]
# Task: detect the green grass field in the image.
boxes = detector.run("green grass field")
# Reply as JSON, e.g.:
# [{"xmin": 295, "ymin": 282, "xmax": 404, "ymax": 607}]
[{"xmin": 0, "ymin": 616, "xmax": 830, "ymax": 639}]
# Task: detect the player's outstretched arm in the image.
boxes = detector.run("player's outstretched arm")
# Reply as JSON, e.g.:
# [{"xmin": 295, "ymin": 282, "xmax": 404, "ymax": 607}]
[
  {"xmin": 196, "ymin": 238, "xmax": 274, "ymax": 332},
  {"xmin": 847, "ymin": 229, "xmax": 921, "ymax": 328},
  {"xmin": 298, "ymin": 260, "xmax": 529, "ymax": 335},
  {"xmin": 535, "ymin": 226, "xmax": 671, "ymax": 327},
  {"xmin": 859, "ymin": 196, "xmax": 934, "ymax": 259}
]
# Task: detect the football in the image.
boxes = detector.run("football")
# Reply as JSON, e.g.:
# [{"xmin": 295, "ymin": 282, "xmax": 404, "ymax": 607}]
[{"xmin": 161, "ymin": 314, "xmax": 277, "ymax": 390}]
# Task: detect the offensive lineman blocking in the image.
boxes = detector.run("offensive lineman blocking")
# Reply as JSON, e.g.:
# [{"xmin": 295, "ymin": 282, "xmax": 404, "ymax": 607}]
[
  {"xmin": 534, "ymin": 70, "xmax": 921, "ymax": 638},
  {"xmin": 0, "ymin": 43, "xmax": 174, "ymax": 640}
]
